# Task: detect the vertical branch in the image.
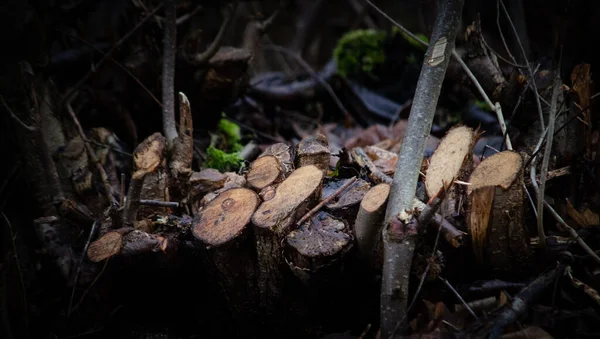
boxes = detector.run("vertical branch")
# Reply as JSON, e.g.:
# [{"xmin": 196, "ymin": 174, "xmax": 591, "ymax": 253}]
[
  {"xmin": 162, "ymin": 0, "xmax": 178, "ymax": 147},
  {"xmin": 379, "ymin": 0, "xmax": 464, "ymax": 337},
  {"xmin": 536, "ymin": 66, "xmax": 562, "ymax": 250}
]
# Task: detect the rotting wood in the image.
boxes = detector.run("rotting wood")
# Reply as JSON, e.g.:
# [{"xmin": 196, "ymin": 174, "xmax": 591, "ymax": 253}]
[
  {"xmin": 285, "ymin": 211, "xmax": 353, "ymax": 284},
  {"xmin": 192, "ymin": 187, "xmax": 260, "ymax": 332},
  {"xmin": 467, "ymin": 150, "xmax": 532, "ymax": 273},
  {"xmin": 251, "ymin": 165, "xmax": 323, "ymax": 324}
]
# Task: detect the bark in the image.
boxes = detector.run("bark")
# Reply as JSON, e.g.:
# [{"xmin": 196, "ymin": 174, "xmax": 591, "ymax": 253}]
[{"xmin": 380, "ymin": 0, "xmax": 464, "ymax": 336}]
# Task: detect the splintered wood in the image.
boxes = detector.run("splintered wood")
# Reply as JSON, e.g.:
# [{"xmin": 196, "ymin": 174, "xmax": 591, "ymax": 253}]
[{"xmin": 468, "ymin": 151, "xmax": 532, "ymax": 272}]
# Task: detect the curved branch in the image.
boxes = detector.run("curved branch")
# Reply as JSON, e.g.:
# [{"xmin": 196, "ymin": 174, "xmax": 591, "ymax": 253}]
[{"xmin": 191, "ymin": 2, "xmax": 239, "ymax": 65}]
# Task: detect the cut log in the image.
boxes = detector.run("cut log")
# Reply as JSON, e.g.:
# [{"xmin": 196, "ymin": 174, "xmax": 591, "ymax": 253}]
[
  {"xmin": 295, "ymin": 133, "xmax": 330, "ymax": 174},
  {"xmin": 322, "ymin": 177, "xmax": 371, "ymax": 220},
  {"xmin": 246, "ymin": 155, "xmax": 282, "ymax": 191},
  {"xmin": 251, "ymin": 165, "xmax": 323, "ymax": 322},
  {"xmin": 261, "ymin": 142, "xmax": 294, "ymax": 176},
  {"xmin": 467, "ymin": 151, "xmax": 532, "ymax": 272},
  {"xmin": 192, "ymin": 187, "xmax": 260, "ymax": 332},
  {"xmin": 285, "ymin": 211, "xmax": 353, "ymax": 283},
  {"xmin": 87, "ymin": 231, "xmax": 123, "ymax": 263},
  {"xmin": 188, "ymin": 168, "xmax": 227, "ymax": 199},
  {"xmin": 354, "ymin": 183, "xmax": 390, "ymax": 262},
  {"xmin": 425, "ymin": 125, "xmax": 477, "ymax": 216}
]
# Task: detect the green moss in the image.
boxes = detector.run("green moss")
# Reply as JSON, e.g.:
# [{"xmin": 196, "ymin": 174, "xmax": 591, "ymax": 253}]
[
  {"xmin": 203, "ymin": 118, "xmax": 244, "ymax": 172},
  {"xmin": 218, "ymin": 118, "xmax": 241, "ymax": 146},
  {"xmin": 205, "ymin": 146, "xmax": 243, "ymax": 172},
  {"xmin": 334, "ymin": 29, "xmax": 387, "ymax": 79}
]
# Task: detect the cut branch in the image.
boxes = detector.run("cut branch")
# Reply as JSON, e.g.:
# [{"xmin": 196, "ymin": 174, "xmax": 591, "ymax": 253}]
[
  {"xmin": 379, "ymin": 0, "xmax": 464, "ymax": 337},
  {"xmin": 162, "ymin": 0, "xmax": 178, "ymax": 147}
]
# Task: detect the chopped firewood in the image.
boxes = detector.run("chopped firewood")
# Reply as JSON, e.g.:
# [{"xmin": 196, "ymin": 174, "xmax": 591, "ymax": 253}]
[
  {"xmin": 87, "ymin": 231, "xmax": 123, "ymax": 263},
  {"xmin": 193, "ymin": 188, "xmax": 259, "ymax": 246},
  {"xmin": 192, "ymin": 187, "xmax": 260, "ymax": 330},
  {"xmin": 295, "ymin": 133, "xmax": 330, "ymax": 174},
  {"xmin": 246, "ymin": 155, "xmax": 283, "ymax": 190},
  {"xmin": 251, "ymin": 165, "xmax": 324, "ymax": 320},
  {"xmin": 261, "ymin": 142, "xmax": 294, "ymax": 175},
  {"xmin": 199, "ymin": 172, "xmax": 247, "ymax": 207},
  {"xmin": 468, "ymin": 150, "xmax": 532, "ymax": 272},
  {"xmin": 354, "ymin": 183, "xmax": 390, "ymax": 262},
  {"xmin": 285, "ymin": 211, "xmax": 353, "ymax": 283},
  {"xmin": 425, "ymin": 125, "xmax": 477, "ymax": 215},
  {"xmin": 188, "ymin": 168, "xmax": 227, "ymax": 197}
]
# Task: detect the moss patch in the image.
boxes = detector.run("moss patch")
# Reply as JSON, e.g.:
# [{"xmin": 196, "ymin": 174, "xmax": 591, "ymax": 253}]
[{"xmin": 334, "ymin": 29, "xmax": 387, "ymax": 80}]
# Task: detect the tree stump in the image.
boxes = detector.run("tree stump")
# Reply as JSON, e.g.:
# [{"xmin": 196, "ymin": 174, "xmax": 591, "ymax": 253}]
[
  {"xmin": 467, "ymin": 150, "xmax": 532, "ymax": 273},
  {"xmin": 192, "ymin": 187, "xmax": 260, "ymax": 333}
]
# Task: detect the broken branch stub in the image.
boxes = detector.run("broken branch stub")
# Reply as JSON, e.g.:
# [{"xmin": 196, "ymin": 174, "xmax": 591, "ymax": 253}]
[
  {"xmin": 425, "ymin": 125, "xmax": 477, "ymax": 214},
  {"xmin": 251, "ymin": 165, "xmax": 323, "ymax": 320},
  {"xmin": 192, "ymin": 187, "xmax": 260, "ymax": 330},
  {"xmin": 467, "ymin": 151, "xmax": 532, "ymax": 272},
  {"xmin": 123, "ymin": 133, "xmax": 166, "ymax": 226},
  {"xmin": 246, "ymin": 155, "xmax": 282, "ymax": 191},
  {"xmin": 169, "ymin": 92, "xmax": 194, "ymax": 180}
]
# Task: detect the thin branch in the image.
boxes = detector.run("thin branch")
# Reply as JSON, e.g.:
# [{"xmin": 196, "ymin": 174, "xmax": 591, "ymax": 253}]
[
  {"xmin": 535, "ymin": 65, "xmax": 562, "ymax": 251},
  {"xmin": 139, "ymin": 199, "xmax": 179, "ymax": 208},
  {"xmin": 1, "ymin": 96, "xmax": 37, "ymax": 131},
  {"xmin": 61, "ymin": 4, "xmax": 163, "ymax": 105},
  {"xmin": 190, "ymin": 2, "xmax": 239, "ymax": 65},
  {"xmin": 1, "ymin": 212, "xmax": 29, "ymax": 335},
  {"xmin": 162, "ymin": 0, "xmax": 178, "ymax": 147},
  {"xmin": 296, "ymin": 177, "xmax": 357, "ymax": 226},
  {"xmin": 364, "ymin": 0, "xmax": 512, "ymax": 149},
  {"xmin": 439, "ymin": 277, "xmax": 480, "ymax": 322},
  {"xmin": 68, "ymin": 219, "xmax": 99, "ymax": 316},
  {"xmin": 379, "ymin": 0, "xmax": 464, "ymax": 336},
  {"xmin": 66, "ymin": 102, "xmax": 117, "ymax": 207},
  {"xmin": 62, "ymin": 31, "xmax": 163, "ymax": 108},
  {"xmin": 544, "ymin": 200, "xmax": 600, "ymax": 265}
]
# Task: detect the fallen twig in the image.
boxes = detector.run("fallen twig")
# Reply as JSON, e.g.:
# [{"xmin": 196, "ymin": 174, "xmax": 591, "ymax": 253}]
[
  {"xmin": 139, "ymin": 199, "xmax": 179, "ymax": 208},
  {"xmin": 296, "ymin": 176, "xmax": 357, "ymax": 226}
]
